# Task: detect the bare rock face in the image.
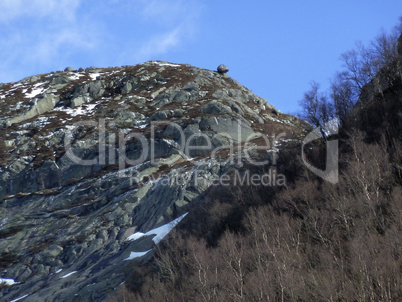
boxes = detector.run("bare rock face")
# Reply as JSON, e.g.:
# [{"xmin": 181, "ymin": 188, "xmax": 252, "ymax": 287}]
[
  {"xmin": 217, "ymin": 64, "xmax": 229, "ymax": 74},
  {"xmin": 0, "ymin": 61, "xmax": 309, "ymax": 301}
]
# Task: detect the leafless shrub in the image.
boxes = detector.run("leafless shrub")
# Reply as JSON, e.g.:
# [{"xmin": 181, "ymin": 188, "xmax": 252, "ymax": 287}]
[{"xmin": 108, "ymin": 126, "xmax": 401, "ymax": 302}]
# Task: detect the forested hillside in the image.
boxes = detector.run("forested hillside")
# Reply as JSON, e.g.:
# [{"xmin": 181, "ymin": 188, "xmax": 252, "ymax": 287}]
[{"xmin": 108, "ymin": 23, "xmax": 402, "ymax": 302}]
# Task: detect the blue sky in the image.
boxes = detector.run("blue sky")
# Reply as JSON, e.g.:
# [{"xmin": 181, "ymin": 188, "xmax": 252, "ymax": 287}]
[{"xmin": 1, "ymin": 0, "xmax": 401, "ymax": 113}]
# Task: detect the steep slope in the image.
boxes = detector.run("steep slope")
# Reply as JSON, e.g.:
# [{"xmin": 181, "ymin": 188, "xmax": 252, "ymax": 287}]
[
  {"xmin": 0, "ymin": 61, "xmax": 309, "ymax": 301},
  {"xmin": 111, "ymin": 43, "xmax": 402, "ymax": 301}
]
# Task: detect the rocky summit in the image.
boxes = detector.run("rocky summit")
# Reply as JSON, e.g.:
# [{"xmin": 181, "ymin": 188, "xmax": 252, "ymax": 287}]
[{"xmin": 0, "ymin": 61, "xmax": 309, "ymax": 301}]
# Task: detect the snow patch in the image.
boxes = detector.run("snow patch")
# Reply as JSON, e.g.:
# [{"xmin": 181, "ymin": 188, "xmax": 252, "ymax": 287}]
[
  {"xmin": 124, "ymin": 250, "xmax": 151, "ymax": 261},
  {"xmin": 127, "ymin": 232, "xmax": 145, "ymax": 241},
  {"xmin": 9, "ymin": 294, "xmax": 30, "ymax": 302},
  {"xmin": 20, "ymin": 116, "xmax": 51, "ymax": 128},
  {"xmin": 68, "ymin": 73, "xmax": 85, "ymax": 81},
  {"xmin": 162, "ymin": 138, "xmax": 181, "ymax": 149},
  {"xmin": 125, "ymin": 214, "xmax": 188, "ymax": 262},
  {"xmin": 89, "ymin": 73, "xmax": 101, "ymax": 81},
  {"xmin": 55, "ymin": 103, "xmax": 98, "ymax": 117},
  {"xmin": 14, "ymin": 101, "xmax": 24, "ymax": 110},
  {"xmin": 11, "ymin": 130, "xmax": 30, "ymax": 135},
  {"xmin": 10, "ymin": 83, "xmax": 23, "ymax": 90},
  {"xmin": 134, "ymin": 121, "xmax": 148, "ymax": 129},
  {"xmin": 24, "ymin": 82, "xmax": 48, "ymax": 99},
  {"xmin": 152, "ymin": 61, "xmax": 180, "ymax": 67},
  {"xmin": 61, "ymin": 271, "xmax": 77, "ymax": 279},
  {"xmin": 0, "ymin": 278, "xmax": 19, "ymax": 286},
  {"xmin": 128, "ymin": 213, "xmax": 188, "ymax": 244},
  {"xmin": 150, "ymin": 213, "xmax": 188, "ymax": 243}
]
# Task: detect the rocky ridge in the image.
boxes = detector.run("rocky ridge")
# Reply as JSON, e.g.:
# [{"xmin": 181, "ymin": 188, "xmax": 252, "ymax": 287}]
[{"xmin": 0, "ymin": 61, "xmax": 309, "ymax": 301}]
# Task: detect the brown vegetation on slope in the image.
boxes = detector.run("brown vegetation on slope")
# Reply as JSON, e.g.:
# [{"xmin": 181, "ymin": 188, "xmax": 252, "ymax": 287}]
[
  {"xmin": 107, "ymin": 126, "xmax": 401, "ymax": 302},
  {"xmin": 106, "ymin": 29, "xmax": 402, "ymax": 302}
]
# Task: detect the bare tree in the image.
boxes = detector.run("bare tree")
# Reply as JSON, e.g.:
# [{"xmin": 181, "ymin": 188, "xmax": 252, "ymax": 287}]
[
  {"xmin": 330, "ymin": 72, "xmax": 355, "ymax": 124},
  {"xmin": 299, "ymin": 81, "xmax": 335, "ymax": 137},
  {"xmin": 339, "ymin": 24, "xmax": 401, "ymax": 101},
  {"xmin": 300, "ymin": 19, "xmax": 401, "ymax": 127}
]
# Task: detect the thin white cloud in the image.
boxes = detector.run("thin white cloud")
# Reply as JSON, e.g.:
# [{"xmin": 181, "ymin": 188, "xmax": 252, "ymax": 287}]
[
  {"xmin": 0, "ymin": 0, "xmax": 203, "ymax": 83},
  {"xmin": 0, "ymin": 0, "xmax": 81, "ymax": 23},
  {"xmin": 139, "ymin": 0, "xmax": 189, "ymax": 24},
  {"xmin": 135, "ymin": 27, "xmax": 182, "ymax": 61},
  {"xmin": 131, "ymin": 0, "xmax": 202, "ymax": 62},
  {"xmin": 0, "ymin": 0, "xmax": 99, "ymax": 82},
  {"xmin": 30, "ymin": 28, "xmax": 97, "ymax": 64}
]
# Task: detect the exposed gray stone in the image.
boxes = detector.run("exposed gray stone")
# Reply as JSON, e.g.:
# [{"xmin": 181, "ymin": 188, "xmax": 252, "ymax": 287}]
[
  {"xmin": 21, "ymin": 75, "xmax": 41, "ymax": 83},
  {"xmin": 7, "ymin": 93, "xmax": 60, "ymax": 126},
  {"xmin": 199, "ymin": 115, "xmax": 255, "ymax": 141},
  {"xmin": 88, "ymin": 81, "xmax": 104, "ymax": 98},
  {"xmin": 86, "ymin": 239, "xmax": 104, "ymax": 254},
  {"xmin": 217, "ymin": 64, "xmax": 229, "ymax": 74},
  {"xmin": 200, "ymin": 101, "xmax": 233, "ymax": 114},
  {"xmin": 172, "ymin": 90, "xmax": 191, "ymax": 102},
  {"xmin": 42, "ymin": 245, "xmax": 64, "ymax": 258},
  {"xmin": 0, "ymin": 60, "xmax": 307, "ymax": 302},
  {"xmin": 183, "ymin": 82, "xmax": 199, "ymax": 91},
  {"xmin": 121, "ymin": 82, "xmax": 132, "ymax": 94},
  {"xmin": 51, "ymin": 75, "xmax": 72, "ymax": 85}
]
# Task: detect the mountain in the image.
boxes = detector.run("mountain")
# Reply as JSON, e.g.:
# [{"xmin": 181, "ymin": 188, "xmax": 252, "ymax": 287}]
[
  {"xmin": 106, "ymin": 33, "xmax": 402, "ymax": 302},
  {"xmin": 0, "ymin": 61, "xmax": 309, "ymax": 301},
  {"xmin": 103, "ymin": 37, "xmax": 401, "ymax": 301}
]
